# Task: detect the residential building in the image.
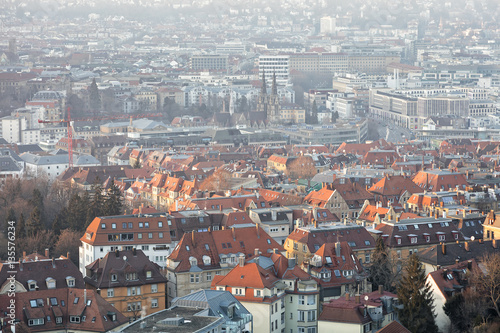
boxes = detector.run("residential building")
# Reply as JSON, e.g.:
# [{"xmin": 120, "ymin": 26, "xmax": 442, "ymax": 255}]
[
  {"xmin": 411, "ymin": 170, "xmax": 469, "ymax": 192},
  {"xmin": 212, "ymin": 252, "xmax": 319, "ymax": 333},
  {"xmin": 303, "ymin": 241, "xmax": 370, "ymax": 301},
  {"xmin": 0, "ymin": 288, "xmax": 128, "ymax": 332},
  {"xmin": 258, "ymin": 55, "xmax": 290, "ymax": 84},
  {"xmin": 426, "ymin": 260, "xmax": 478, "ymax": 332},
  {"xmin": 84, "ymin": 249, "xmax": 167, "ymax": 321},
  {"xmin": 284, "ymin": 222, "xmax": 375, "ymax": 266},
  {"xmin": 247, "ymin": 207, "xmax": 294, "ymax": 245},
  {"xmin": 304, "ymin": 177, "xmax": 373, "ymax": 220},
  {"xmin": 166, "ymin": 225, "xmax": 283, "ymax": 306},
  {"xmin": 0, "ymin": 251, "xmax": 84, "ymax": 294},
  {"xmin": 483, "ymin": 210, "xmax": 500, "ymax": 241},
  {"xmin": 373, "ymin": 214, "xmax": 466, "ymax": 262},
  {"xmin": 318, "ymin": 288, "xmax": 399, "ymax": 333},
  {"xmin": 368, "ymin": 175, "xmax": 423, "ymax": 207},
  {"xmin": 79, "ymin": 214, "xmax": 174, "ymax": 274},
  {"xmin": 21, "ymin": 152, "xmax": 101, "ymax": 180}
]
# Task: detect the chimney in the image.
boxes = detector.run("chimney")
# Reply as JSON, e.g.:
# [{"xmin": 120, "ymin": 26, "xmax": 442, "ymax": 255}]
[
  {"xmin": 463, "ymin": 209, "xmax": 466, "ymax": 218},
  {"xmin": 378, "ymin": 285, "xmax": 383, "ymax": 295},
  {"xmin": 455, "ymin": 258, "xmax": 460, "ymax": 264},
  {"xmin": 45, "ymin": 248, "xmax": 49, "ymax": 258},
  {"xmin": 52, "ymin": 258, "xmax": 55, "ymax": 268},
  {"xmin": 254, "ymin": 248, "xmax": 260, "ymax": 256},
  {"xmin": 271, "ymin": 210, "xmax": 277, "ymax": 221},
  {"xmin": 115, "ymin": 249, "xmax": 119, "ymax": 257},
  {"xmin": 238, "ymin": 254, "xmax": 245, "ymax": 267},
  {"xmin": 132, "ymin": 248, "xmax": 137, "ymax": 256},
  {"xmin": 23, "ymin": 251, "xmax": 26, "ymax": 259},
  {"xmin": 220, "ymin": 205, "xmax": 223, "ymax": 212},
  {"xmin": 231, "ymin": 227, "xmax": 236, "ymax": 241},
  {"xmin": 355, "ymin": 294, "xmax": 361, "ymax": 304},
  {"xmin": 335, "ymin": 241, "xmax": 341, "ymax": 257},
  {"xmin": 493, "ymin": 239, "xmax": 498, "ymax": 249},
  {"xmin": 467, "ymin": 260, "xmax": 472, "ymax": 270},
  {"xmin": 345, "ymin": 292, "xmax": 350, "ymax": 301},
  {"xmin": 441, "ymin": 243, "xmax": 446, "ymax": 255},
  {"xmin": 464, "ymin": 241, "xmax": 470, "ymax": 251},
  {"xmin": 435, "ymin": 211, "xmax": 438, "ymax": 218},
  {"xmin": 256, "ymin": 224, "xmax": 260, "ymax": 238},
  {"xmin": 288, "ymin": 257, "xmax": 296, "ymax": 268},
  {"xmin": 66, "ymin": 252, "xmax": 70, "ymax": 259},
  {"xmin": 192, "ymin": 231, "xmax": 196, "ymax": 247},
  {"xmin": 84, "ymin": 289, "xmax": 87, "ymax": 305}
]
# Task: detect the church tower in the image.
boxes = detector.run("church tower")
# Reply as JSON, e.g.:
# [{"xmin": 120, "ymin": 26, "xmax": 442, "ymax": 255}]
[{"xmin": 256, "ymin": 70, "xmax": 281, "ymax": 124}]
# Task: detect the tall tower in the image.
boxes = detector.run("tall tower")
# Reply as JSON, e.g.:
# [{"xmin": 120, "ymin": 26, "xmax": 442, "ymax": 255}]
[{"xmin": 267, "ymin": 72, "xmax": 280, "ymax": 123}]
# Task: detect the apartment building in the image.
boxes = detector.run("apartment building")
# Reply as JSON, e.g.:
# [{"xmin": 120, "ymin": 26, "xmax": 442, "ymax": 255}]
[
  {"xmin": 79, "ymin": 214, "xmax": 175, "ymax": 274},
  {"xmin": 259, "ymin": 55, "xmax": 290, "ymax": 84},
  {"xmin": 212, "ymin": 252, "xmax": 319, "ymax": 333},
  {"xmin": 84, "ymin": 249, "xmax": 167, "ymax": 320},
  {"xmin": 191, "ymin": 54, "xmax": 228, "ymax": 72},
  {"xmin": 166, "ymin": 225, "xmax": 283, "ymax": 306}
]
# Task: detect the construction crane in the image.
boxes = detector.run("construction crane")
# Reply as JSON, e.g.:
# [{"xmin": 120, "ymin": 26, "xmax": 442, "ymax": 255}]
[
  {"xmin": 38, "ymin": 111, "xmax": 164, "ymax": 168},
  {"xmin": 38, "ymin": 107, "xmax": 75, "ymax": 168}
]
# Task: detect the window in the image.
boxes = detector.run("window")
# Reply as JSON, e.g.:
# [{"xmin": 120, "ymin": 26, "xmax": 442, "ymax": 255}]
[
  {"xmin": 70, "ymin": 316, "xmax": 80, "ymax": 323},
  {"xmin": 128, "ymin": 222, "xmax": 133, "ymax": 229},
  {"xmin": 151, "ymin": 284, "xmax": 158, "ymax": 293},
  {"xmin": 439, "ymin": 235, "xmax": 445, "ymax": 241},
  {"xmin": 298, "ymin": 295, "xmax": 305, "ymax": 305},
  {"xmin": 111, "ymin": 223, "xmax": 116, "ymax": 229},
  {"xmin": 28, "ymin": 318, "xmax": 45, "ymax": 326},
  {"xmin": 107, "ymin": 289, "xmax": 114, "ymax": 297},
  {"xmin": 158, "ymin": 221, "xmax": 163, "ymax": 228},
  {"xmin": 298, "ymin": 310, "xmax": 305, "ymax": 322},
  {"xmin": 307, "ymin": 295, "xmax": 315, "ymax": 305},
  {"xmin": 151, "ymin": 298, "xmax": 158, "ymax": 308},
  {"xmin": 122, "ymin": 222, "xmax": 127, "ymax": 229},
  {"xmin": 411, "ymin": 237, "xmax": 417, "ymax": 244},
  {"xmin": 145, "ymin": 222, "xmax": 149, "ymax": 228},
  {"xmin": 138, "ymin": 233, "xmax": 142, "ymax": 239},
  {"xmin": 148, "ymin": 233, "xmax": 153, "ymax": 239},
  {"xmin": 101, "ymin": 223, "xmax": 106, "ymax": 229},
  {"xmin": 159, "ymin": 232, "xmax": 163, "ymax": 239},
  {"xmin": 307, "ymin": 310, "xmax": 316, "ymax": 322},
  {"xmin": 206, "ymin": 272, "xmax": 212, "ymax": 281},
  {"xmin": 56, "ymin": 317, "xmax": 62, "ymax": 324},
  {"xmin": 111, "ymin": 274, "xmax": 117, "ymax": 281},
  {"xmin": 139, "ymin": 222, "xmax": 143, "ymax": 228}
]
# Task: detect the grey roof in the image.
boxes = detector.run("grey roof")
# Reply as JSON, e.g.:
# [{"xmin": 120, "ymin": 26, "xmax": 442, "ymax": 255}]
[
  {"xmin": 0, "ymin": 156, "xmax": 23, "ymax": 172},
  {"xmin": 17, "ymin": 144, "xmax": 43, "ymax": 154},
  {"xmin": 21, "ymin": 152, "xmax": 70, "ymax": 165},
  {"xmin": 171, "ymin": 289, "xmax": 251, "ymax": 321},
  {"xmin": 20, "ymin": 152, "xmax": 100, "ymax": 166}
]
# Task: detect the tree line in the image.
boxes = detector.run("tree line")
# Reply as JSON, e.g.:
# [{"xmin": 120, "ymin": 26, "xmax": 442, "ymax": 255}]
[{"xmin": 1, "ymin": 177, "xmax": 123, "ymax": 265}]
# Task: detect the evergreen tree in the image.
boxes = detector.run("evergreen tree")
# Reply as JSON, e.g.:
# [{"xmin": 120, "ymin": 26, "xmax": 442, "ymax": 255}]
[
  {"xmin": 311, "ymin": 101, "xmax": 318, "ymax": 124},
  {"xmin": 104, "ymin": 179, "xmax": 123, "ymax": 216},
  {"xmin": 30, "ymin": 188, "xmax": 45, "ymax": 225},
  {"xmin": 397, "ymin": 254, "xmax": 439, "ymax": 333},
  {"xmin": 26, "ymin": 207, "xmax": 43, "ymax": 238},
  {"xmin": 87, "ymin": 179, "xmax": 105, "ymax": 226},
  {"xmin": 369, "ymin": 236, "xmax": 394, "ymax": 292},
  {"xmin": 16, "ymin": 213, "xmax": 25, "ymax": 238},
  {"xmin": 89, "ymin": 78, "xmax": 101, "ymax": 111},
  {"xmin": 51, "ymin": 207, "xmax": 67, "ymax": 235}
]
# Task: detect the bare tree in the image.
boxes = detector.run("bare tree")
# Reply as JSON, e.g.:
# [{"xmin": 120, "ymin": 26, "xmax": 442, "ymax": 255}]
[
  {"xmin": 286, "ymin": 156, "xmax": 317, "ymax": 180},
  {"xmin": 199, "ymin": 169, "xmax": 232, "ymax": 192},
  {"xmin": 471, "ymin": 252, "xmax": 500, "ymax": 318}
]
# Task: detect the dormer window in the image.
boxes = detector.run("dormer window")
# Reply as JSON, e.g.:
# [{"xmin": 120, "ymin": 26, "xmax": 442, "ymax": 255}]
[
  {"xmin": 146, "ymin": 271, "xmax": 152, "ymax": 279},
  {"xmin": 111, "ymin": 274, "xmax": 118, "ymax": 282},
  {"xmin": 125, "ymin": 273, "xmax": 138, "ymax": 281},
  {"xmin": 28, "ymin": 280, "xmax": 37, "ymax": 291},
  {"xmin": 203, "ymin": 255, "xmax": 211, "ymax": 266},
  {"xmin": 189, "ymin": 256, "xmax": 198, "ymax": 267},
  {"xmin": 46, "ymin": 277, "xmax": 56, "ymax": 289},
  {"xmin": 66, "ymin": 276, "xmax": 75, "ymax": 287}
]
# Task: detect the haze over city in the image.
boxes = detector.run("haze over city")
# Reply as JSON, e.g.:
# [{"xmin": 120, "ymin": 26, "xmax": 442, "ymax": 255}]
[{"xmin": 0, "ymin": 0, "xmax": 500, "ymax": 332}]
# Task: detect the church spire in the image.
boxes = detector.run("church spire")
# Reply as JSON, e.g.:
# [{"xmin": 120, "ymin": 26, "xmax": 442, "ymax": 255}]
[
  {"xmin": 272, "ymin": 71, "xmax": 277, "ymax": 95},
  {"xmin": 261, "ymin": 69, "xmax": 267, "ymax": 95}
]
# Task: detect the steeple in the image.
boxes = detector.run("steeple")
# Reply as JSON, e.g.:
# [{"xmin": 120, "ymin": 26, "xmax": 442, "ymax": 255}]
[
  {"xmin": 261, "ymin": 69, "xmax": 267, "ymax": 95},
  {"xmin": 272, "ymin": 72, "xmax": 277, "ymax": 95}
]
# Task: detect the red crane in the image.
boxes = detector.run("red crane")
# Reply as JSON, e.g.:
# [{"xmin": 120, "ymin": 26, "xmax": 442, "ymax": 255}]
[
  {"xmin": 38, "ymin": 107, "xmax": 75, "ymax": 168},
  {"xmin": 38, "ymin": 111, "xmax": 164, "ymax": 168}
]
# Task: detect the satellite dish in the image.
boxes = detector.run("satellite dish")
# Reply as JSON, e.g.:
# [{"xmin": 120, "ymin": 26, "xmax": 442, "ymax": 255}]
[
  {"xmin": 471, "ymin": 236, "xmax": 475, "ymax": 241},
  {"xmin": 123, "ymin": 256, "xmax": 127, "ymax": 261},
  {"xmin": 364, "ymin": 295, "xmax": 369, "ymax": 301}
]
